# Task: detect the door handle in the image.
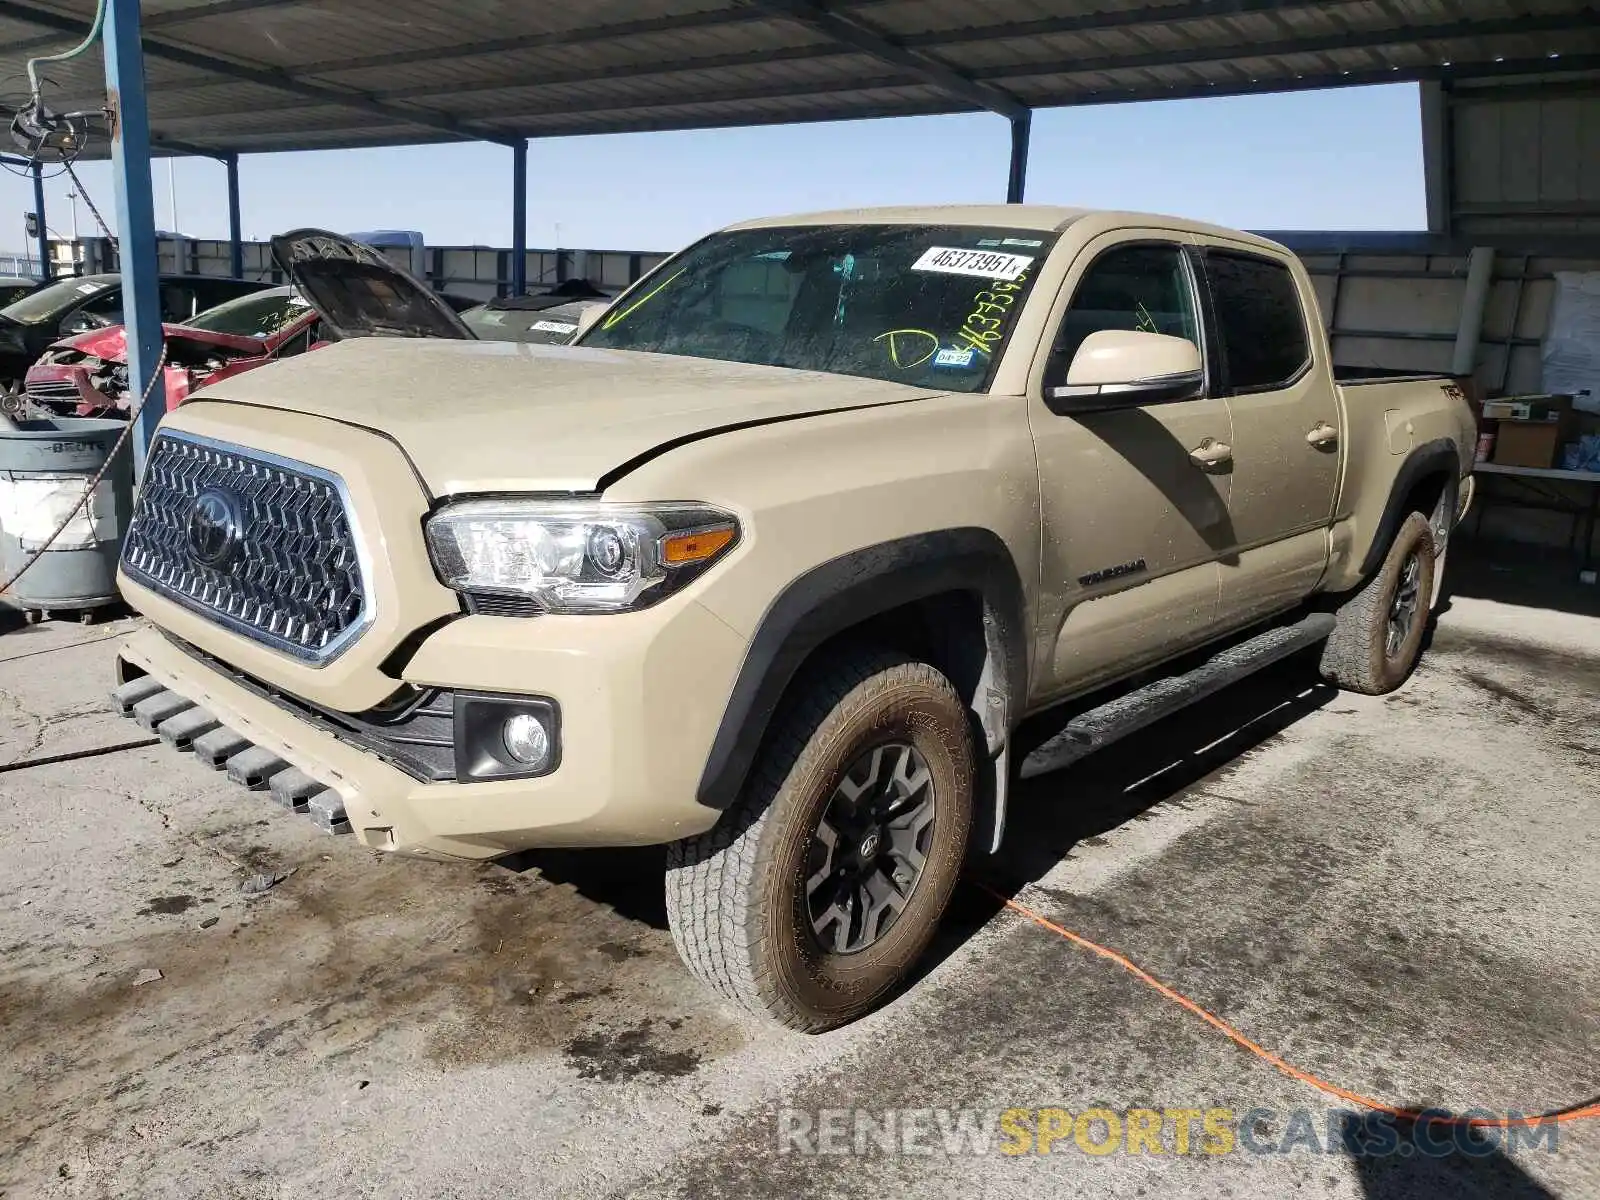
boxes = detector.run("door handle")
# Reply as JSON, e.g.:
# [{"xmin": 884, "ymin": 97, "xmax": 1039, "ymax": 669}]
[
  {"xmin": 1188, "ymin": 438, "xmax": 1233, "ymax": 470},
  {"xmin": 1306, "ymin": 421, "xmax": 1339, "ymax": 449}
]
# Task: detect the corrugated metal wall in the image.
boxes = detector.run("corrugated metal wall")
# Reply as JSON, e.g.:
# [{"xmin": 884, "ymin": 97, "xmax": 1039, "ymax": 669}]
[
  {"xmin": 1440, "ymin": 79, "xmax": 1600, "ymax": 239},
  {"xmin": 1296, "ymin": 247, "xmax": 1600, "ymax": 394}
]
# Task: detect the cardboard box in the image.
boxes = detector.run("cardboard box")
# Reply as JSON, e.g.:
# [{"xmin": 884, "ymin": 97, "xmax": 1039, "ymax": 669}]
[{"xmin": 1493, "ymin": 412, "xmax": 1578, "ymax": 469}]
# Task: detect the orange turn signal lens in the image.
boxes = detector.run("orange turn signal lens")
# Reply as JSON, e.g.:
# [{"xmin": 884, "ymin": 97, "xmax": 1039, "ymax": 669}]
[{"xmin": 661, "ymin": 525, "xmax": 736, "ymax": 565}]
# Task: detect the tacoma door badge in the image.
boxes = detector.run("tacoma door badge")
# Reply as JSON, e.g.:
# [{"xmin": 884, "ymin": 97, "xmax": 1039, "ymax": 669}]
[{"xmin": 1078, "ymin": 558, "xmax": 1148, "ymax": 587}]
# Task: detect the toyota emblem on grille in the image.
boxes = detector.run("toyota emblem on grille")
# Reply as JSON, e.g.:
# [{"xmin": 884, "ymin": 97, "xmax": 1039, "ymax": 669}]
[{"xmin": 187, "ymin": 487, "xmax": 245, "ymax": 569}]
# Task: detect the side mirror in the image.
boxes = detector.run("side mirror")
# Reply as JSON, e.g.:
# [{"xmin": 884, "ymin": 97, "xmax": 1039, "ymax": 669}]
[{"xmin": 1048, "ymin": 329, "xmax": 1203, "ymax": 413}]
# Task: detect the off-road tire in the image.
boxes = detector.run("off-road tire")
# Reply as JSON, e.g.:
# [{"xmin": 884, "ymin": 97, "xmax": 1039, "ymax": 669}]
[
  {"xmin": 1319, "ymin": 511, "xmax": 1436, "ymax": 695},
  {"xmin": 665, "ymin": 648, "xmax": 974, "ymax": 1032}
]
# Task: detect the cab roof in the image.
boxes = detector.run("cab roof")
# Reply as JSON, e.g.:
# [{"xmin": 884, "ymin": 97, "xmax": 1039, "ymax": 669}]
[{"xmin": 725, "ymin": 205, "xmax": 1292, "ymax": 254}]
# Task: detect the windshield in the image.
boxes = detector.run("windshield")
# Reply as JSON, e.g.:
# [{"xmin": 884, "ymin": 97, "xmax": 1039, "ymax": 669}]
[
  {"xmin": 183, "ymin": 288, "xmax": 308, "ymax": 338},
  {"xmin": 0, "ymin": 276, "xmax": 114, "ymax": 325},
  {"xmin": 580, "ymin": 224, "xmax": 1056, "ymax": 392}
]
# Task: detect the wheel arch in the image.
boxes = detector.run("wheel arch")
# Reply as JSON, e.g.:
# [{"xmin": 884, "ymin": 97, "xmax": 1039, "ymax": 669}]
[
  {"xmin": 1356, "ymin": 437, "xmax": 1461, "ymax": 578},
  {"xmin": 695, "ymin": 528, "xmax": 1028, "ymax": 850}
]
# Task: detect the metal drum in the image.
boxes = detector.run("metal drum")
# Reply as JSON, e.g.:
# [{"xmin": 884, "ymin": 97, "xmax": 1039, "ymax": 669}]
[{"xmin": 0, "ymin": 417, "xmax": 132, "ymax": 623}]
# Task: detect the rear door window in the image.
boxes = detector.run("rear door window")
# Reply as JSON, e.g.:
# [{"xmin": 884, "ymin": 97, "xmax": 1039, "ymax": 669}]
[
  {"xmin": 1200, "ymin": 251, "xmax": 1310, "ymax": 394},
  {"xmin": 76, "ymin": 288, "xmax": 125, "ymax": 326}
]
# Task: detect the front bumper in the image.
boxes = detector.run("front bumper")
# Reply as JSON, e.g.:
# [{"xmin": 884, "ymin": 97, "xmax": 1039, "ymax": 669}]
[{"xmin": 114, "ymin": 598, "xmax": 748, "ymax": 860}]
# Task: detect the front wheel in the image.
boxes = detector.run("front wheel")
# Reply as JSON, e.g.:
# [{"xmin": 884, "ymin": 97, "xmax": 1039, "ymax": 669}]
[
  {"xmin": 666, "ymin": 648, "xmax": 974, "ymax": 1032},
  {"xmin": 1319, "ymin": 511, "xmax": 1437, "ymax": 695}
]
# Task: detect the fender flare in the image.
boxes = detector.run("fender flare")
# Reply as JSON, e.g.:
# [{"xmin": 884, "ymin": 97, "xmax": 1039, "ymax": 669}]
[
  {"xmin": 1357, "ymin": 438, "xmax": 1461, "ymax": 577},
  {"xmin": 695, "ymin": 528, "xmax": 1028, "ymax": 815}
]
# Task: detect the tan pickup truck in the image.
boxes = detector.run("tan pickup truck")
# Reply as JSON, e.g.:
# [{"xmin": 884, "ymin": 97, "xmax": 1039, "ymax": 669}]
[{"xmin": 110, "ymin": 207, "xmax": 1475, "ymax": 1031}]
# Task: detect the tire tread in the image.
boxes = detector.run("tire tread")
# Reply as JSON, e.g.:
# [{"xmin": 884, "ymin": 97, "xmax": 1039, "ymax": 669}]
[
  {"xmin": 1319, "ymin": 511, "xmax": 1435, "ymax": 695},
  {"xmin": 666, "ymin": 648, "xmax": 957, "ymax": 1032}
]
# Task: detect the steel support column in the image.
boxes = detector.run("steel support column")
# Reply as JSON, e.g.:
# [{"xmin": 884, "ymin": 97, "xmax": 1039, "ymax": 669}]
[
  {"xmin": 1420, "ymin": 81, "xmax": 1453, "ymax": 236},
  {"xmin": 30, "ymin": 159, "xmax": 51, "ymax": 281},
  {"xmin": 104, "ymin": 0, "xmax": 167, "ymax": 475},
  {"xmin": 1452, "ymin": 246, "xmax": 1495, "ymax": 378},
  {"xmin": 223, "ymin": 153, "xmax": 242, "ymax": 277},
  {"xmin": 511, "ymin": 138, "xmax": 527, "ymax": 295},
  {"xmin": 1006, "ymin": 111, "xmax": 1032, "ymax": 204}
]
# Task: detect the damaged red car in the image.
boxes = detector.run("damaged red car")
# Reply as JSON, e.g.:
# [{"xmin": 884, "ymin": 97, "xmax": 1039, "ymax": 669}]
[
  {"xmin": 20, "ymin": 228, "xmax": 488, "ymax": 417},
  {"xmin": 23, "ymin": 286, "xmax": 321, "ymax": 416}
]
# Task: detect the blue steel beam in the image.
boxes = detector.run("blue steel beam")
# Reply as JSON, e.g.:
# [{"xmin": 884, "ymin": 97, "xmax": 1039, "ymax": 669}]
[
  {"xmin": 30, "ymin": 160, "xmax": 52, "ymax": 281},
  {"xmin": 511, "ymin": 139, "xmax": 527, "ymax": 296},
  {"xmin": 223, "ymin": 153, "xmax": 242, "ymax": 277},
  {"xmin": 103, "ymin": 0, "xmax": 167, "ymax": 476}
]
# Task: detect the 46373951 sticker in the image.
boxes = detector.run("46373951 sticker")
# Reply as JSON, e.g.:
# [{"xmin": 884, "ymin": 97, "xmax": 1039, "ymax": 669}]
[{"xmin": 913, "ymin": 246, "xmax": 1034, "ymax": 281}]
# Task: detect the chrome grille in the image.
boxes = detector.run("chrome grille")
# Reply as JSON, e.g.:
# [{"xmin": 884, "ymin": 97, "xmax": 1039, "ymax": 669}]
[
  {"xmin": 25, "ymin": 379, "xmax": 81, "ymax": 403},
  {"xmin": 121, "ymin": 433, "xmax": 370, "ymax": 663}
]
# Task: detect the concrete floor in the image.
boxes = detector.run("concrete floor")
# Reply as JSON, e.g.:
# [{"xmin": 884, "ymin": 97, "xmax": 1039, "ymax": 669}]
[{"xmin": 1, "ymin": 587, "xmax": 1596, "ymax": 1200}]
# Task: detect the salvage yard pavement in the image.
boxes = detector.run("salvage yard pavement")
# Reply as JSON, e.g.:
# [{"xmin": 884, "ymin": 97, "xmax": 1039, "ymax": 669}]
[{"xmin": 1, "ymin": 594, "xmax": 1596, "ymax": 1200}]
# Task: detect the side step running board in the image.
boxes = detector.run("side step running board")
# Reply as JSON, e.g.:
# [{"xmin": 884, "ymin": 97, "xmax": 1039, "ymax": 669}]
[{"xmin": 1019, "ymin": 612, "xmax": 1335, "ymax": 781}]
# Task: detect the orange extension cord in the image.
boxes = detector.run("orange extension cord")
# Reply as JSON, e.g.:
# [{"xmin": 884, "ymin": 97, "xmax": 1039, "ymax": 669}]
[{"xmin": 983, "ymin": 885, "xmax": 1600, "ymax": 1130}]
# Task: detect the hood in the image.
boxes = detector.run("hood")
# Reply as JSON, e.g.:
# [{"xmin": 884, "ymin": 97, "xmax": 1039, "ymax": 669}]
[
  {"xmin": 461, "ymin": 297, "xmax": 608, "ymax": 344},
  {"xmin": 486, "ymin": 278, "xmax": 614, "ymax": 312},
  {"xmin": 270, "ymin": 228, "xmax": 475, "ymax": 341},
  {"xmin": 192, "ymin": 337, "xmax": 941, "ymax": 495},
  {"xmin": 48, "ymin": 322, "xmax": 268, "ymax": 363}
]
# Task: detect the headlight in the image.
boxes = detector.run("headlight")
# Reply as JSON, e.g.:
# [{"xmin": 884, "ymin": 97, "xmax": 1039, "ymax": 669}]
[{"xmin": 425, "ymin": 500, "xmax": 740, "ymax": 614}]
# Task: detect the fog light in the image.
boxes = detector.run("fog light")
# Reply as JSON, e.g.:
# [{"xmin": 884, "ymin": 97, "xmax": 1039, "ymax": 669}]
[
  {"xmin": 455, "ymin": 693, "xmax": 561, "ymax": 781},
  {"xmin": 501, "ymin": 712, "xmax": 551, "ymax": 768}
]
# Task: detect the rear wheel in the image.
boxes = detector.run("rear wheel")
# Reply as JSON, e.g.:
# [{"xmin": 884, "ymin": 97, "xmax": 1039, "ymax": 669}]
[
  {"xmin": 665, "ymin": 648, "xmax": 974, "ymax": 1032},
  {"xmin": 1319, "ymin": 511, "xmax": 1436, "ymax": 695}
]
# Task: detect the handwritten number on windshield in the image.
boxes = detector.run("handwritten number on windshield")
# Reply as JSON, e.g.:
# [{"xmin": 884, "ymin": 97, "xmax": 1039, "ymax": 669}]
[{"xmin": 956, "ymin": 274, "xmax": 1027, "ymax": 357}]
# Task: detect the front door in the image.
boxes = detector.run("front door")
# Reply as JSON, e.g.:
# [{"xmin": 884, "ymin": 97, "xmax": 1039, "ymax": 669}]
[
  {"xmin": 1194, "ymin": 242, "xmax": 1342, "ymax": 622},
  {"xmin": 1028, "ymin": 234, "xmax": 1235, "ymax": 705}
]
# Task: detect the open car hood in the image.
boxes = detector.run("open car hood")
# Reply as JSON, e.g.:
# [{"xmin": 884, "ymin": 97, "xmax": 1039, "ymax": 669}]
[{"xmin": 269, "ymin": 228, "xmax": 475, "ymax": 342}]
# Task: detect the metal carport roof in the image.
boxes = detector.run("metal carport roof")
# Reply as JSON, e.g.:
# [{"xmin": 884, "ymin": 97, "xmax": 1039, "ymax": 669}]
[
  {"xmin": 6, "ymin": 0, "xmax": 1600, "ymax": 473},
  {"xmin": 3, "ymin": 0, "xmax": 1600, "ymax": 158}
]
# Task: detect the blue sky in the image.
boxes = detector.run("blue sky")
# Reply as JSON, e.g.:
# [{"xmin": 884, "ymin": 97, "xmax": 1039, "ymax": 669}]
[{"xmin": 4, "ymin": 82, "xmax": 1425, "ymax": 262}]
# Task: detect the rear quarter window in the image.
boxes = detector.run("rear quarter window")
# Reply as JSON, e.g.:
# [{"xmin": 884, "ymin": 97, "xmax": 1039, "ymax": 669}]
[{"xmin": 1202, "ymin": 250, "xmax": 1310, "ymax": 394}]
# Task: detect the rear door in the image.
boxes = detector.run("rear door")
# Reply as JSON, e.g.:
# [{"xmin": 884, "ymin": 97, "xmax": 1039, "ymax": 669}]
[
  {"xmin": 1027, "ymin": 232, "xmax": 1233, "ymax": 703},
  {"xmin": 1193, "ymin": 243, "xmax": 1341, "ymax": 623}
]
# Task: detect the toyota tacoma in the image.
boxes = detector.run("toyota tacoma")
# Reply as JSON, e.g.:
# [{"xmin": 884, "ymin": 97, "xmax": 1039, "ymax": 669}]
[{"xmin": 111, "ymin": 206, "xmax": 1476, "ymax": 1031}]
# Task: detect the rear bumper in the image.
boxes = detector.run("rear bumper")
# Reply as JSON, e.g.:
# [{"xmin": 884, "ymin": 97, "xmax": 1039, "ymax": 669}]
[{"xmin": 115, "ymin": 599, "xmax": 747, "ymax": 859}]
